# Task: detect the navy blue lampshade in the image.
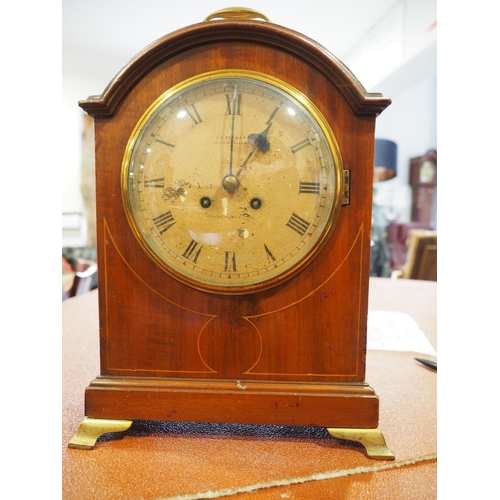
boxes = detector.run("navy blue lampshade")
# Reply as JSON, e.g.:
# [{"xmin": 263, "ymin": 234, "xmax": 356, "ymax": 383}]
[{"xmin": 373, "ymin": 139, "xmax": 398, "ymax": 182}]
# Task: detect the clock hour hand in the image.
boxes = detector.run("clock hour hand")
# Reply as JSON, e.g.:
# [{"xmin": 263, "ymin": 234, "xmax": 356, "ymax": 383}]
[
  {"xmin": 236, "ymin": 123, "xmax": 272, "ymax": 178},
  {"xmin": 235, "ymin": 145, "xmax": 258, "ymax": 178},
  {"xmin": 248, "ymin": 122, "xmax": 271, "ymax": 152},
  {"xmin": 223, "ymin": 122, "xmax": 272, "ymax": 189}
]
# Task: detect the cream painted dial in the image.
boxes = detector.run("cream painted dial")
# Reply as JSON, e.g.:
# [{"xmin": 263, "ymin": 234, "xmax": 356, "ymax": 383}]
[{"xmin": 122, "ymin": 70, "xmax": 342, "ymax": 293}]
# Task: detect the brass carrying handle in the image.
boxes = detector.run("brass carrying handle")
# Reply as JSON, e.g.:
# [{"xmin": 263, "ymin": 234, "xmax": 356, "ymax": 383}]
[{"xmin": 204, "ymin": 7, "xmax": 271, "ymax": 22}]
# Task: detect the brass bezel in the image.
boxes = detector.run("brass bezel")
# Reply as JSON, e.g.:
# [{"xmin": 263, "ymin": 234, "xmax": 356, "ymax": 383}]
[{"xmin": 121, "ymin": 69, "xmax": 343, "ymax": 294}]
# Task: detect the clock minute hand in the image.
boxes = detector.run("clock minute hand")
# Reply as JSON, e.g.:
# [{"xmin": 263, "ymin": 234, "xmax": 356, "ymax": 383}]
[
  {"xmin": 228, "ymin": 85, "xmax": 238, "ymax": 176},
  {"xmin": 222, "ymin": 85, "xmax": 241, "ymax": 192}
]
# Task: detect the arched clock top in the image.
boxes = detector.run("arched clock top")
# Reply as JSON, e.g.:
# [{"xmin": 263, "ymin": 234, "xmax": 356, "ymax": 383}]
[{"xmin": 79, "ymin": 19, "xmax": 391, "ymax": 118}]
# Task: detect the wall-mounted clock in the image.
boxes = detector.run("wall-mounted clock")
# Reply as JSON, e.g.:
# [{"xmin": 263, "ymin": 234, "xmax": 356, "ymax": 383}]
[{"xmin": 69, "ymin": 7, "xmax": 393, "ymax": 459}]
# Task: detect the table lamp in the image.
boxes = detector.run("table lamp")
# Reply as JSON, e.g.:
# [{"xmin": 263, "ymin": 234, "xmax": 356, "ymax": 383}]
[
  {"xmin": 371, "ymin": 138, "xmax": 398, "ymax": 277},
  {"xmin": 373, "ymin": 138, "xmax": 397, "ymax": 182}
]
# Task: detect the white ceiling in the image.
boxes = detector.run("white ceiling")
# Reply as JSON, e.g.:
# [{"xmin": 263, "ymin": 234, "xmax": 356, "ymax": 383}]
[{"xmin": 62, "ymin": 0, "xmax": 401, "ymax": 82}]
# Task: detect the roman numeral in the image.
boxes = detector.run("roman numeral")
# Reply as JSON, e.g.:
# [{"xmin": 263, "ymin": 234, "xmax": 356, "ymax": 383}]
[
  {"xmin": 290, "ymin": 138, "xmax": 311, "ymax": 154},
  {"xmin": 225, "ymin": 93, "xmax": 242, "ymax": 115},
  {"xmin": 155, "ymin": 138, "xmax": 175, "ymax": 151},
  {"xmin": 286, "ymin": 212, "xmax": 310, "ymax": 236},
  {"xmin": 299, "ymin": 181, "xmax": 320, "ymax": 194},
  {"xmin": 264, "ymin": 244, "xmax": 276, "ymax": 263},
  {"xmin": 224, "ymin": 252, "xmax": 237, "ymax": 272},
  {"xmin": 182, "ymin": 240, "xmax": 202, "ymax": 263},
  {"xmin": 185, "ymin": 104, "xmax": 202, "ymax": 125},
  {"xmin": 152, "ymin": 211, "xmax": 176, "ymax": 234},
  {"xmin": 266, "ymin": 106, "xmax": 280, "ymax": 125},
  {"xmin": 144, "ymin": 177, "xmax": 165, "ymax": 189}
]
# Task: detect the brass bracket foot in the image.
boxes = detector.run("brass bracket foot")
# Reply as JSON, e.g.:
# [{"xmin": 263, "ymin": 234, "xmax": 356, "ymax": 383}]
[
  {"xmin": 68, "ymin": 417, "xmax": 133, "ymax": 450},
  {"xmin": 327, "ymin": 427, "xmax": 395, "ymax": 460}
]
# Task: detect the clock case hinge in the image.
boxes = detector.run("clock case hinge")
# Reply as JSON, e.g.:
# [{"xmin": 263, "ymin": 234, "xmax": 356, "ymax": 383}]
[{"xmin": 342, "ymin": 169, "xmax": 351, "ymax": 206}]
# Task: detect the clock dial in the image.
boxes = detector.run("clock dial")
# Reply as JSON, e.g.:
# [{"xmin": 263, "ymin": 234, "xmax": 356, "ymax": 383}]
[{"xmin": 122, "ymin": 70, "xmax": 342, "ymax": 292}]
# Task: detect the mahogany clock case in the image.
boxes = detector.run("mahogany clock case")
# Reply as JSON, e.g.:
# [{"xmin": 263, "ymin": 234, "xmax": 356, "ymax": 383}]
[{"xmin": 79, "ymin": 18, "xmax": 391, "ymax": 430}]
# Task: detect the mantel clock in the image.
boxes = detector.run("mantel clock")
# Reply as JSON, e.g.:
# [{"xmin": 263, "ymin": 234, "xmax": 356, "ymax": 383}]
[{"xmin": 69, "ymin": 7, "xmax": 394, "ymax": 459}]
